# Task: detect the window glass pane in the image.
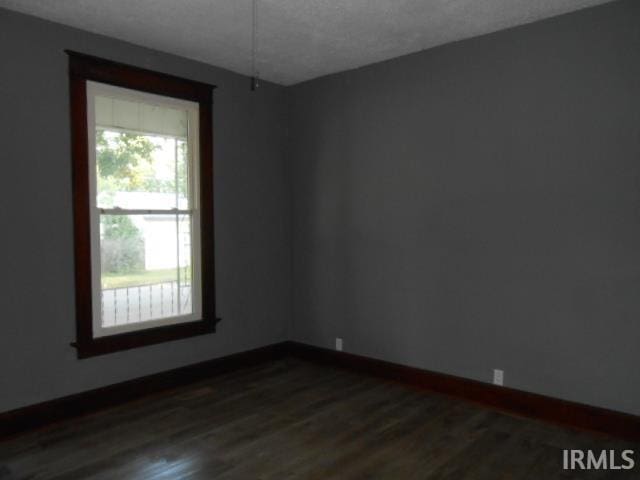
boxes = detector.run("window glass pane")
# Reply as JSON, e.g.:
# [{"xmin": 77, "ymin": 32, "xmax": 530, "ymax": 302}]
[
  {"xmin": 95, "ymin": 95, "xmax": 190, "ymax": 210},
  {"xmin": 100, "ymin": 213, "xmax": 193, "ymax": 327}
]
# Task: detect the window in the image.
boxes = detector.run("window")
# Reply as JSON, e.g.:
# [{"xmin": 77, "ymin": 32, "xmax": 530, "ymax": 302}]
[{"xmin": 68, "ymin": 52, "xmax": 218, "ymax": 358}]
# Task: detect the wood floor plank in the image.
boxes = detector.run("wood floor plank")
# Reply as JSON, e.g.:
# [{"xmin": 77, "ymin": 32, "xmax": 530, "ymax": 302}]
[{"xmin": 1, "ymin": 358, "xmax": 638, "ymax": 480}]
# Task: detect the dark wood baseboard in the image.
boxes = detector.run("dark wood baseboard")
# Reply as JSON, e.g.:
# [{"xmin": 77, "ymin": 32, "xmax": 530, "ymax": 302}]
[
  {"xmin": 0, "ymin": 342, "xmax": 288, "ymax": 439},
  {"xmin": 3, "ymin": 340, "xmax": 638, "ymax": 442},
  {"xmin": 285, "ymin": 341, "xmax": 640, "ymax": 442}
]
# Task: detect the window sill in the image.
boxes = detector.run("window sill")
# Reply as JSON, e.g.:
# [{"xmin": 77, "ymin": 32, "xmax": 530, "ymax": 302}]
[{"xmin": 72, "ymin": 317, "xmax": 221, "ymax": 359}]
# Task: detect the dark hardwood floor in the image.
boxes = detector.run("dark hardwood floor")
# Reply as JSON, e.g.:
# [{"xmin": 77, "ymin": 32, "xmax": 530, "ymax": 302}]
[{"xmin": 1, "ymin": 358, "xmax": 638, "ymax": 479}]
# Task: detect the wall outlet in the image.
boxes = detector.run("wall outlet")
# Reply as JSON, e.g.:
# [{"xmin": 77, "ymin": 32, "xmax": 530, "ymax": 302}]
[
  {"xmin": 493, "ymin": 369, "xmax": 504, "ymax": 386},
  {"xmin": 335, "ymin": 338, "xmax": 343, "ymax": 352}
]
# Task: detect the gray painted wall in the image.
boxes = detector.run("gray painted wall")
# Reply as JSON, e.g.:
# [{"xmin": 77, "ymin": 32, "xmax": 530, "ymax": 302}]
[
  {"xmin": 289, "ymin": 0, "xmax": 640, "ymax": 415},
  {"xmin": 0, "ymin": 9, "xmax": 290, "ymax": 412},
  {"xmin": 2, "ymin": 0, "xmax": 639, "ymax": 417}
]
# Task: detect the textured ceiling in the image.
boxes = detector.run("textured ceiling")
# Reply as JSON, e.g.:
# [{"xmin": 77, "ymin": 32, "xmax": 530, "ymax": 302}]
[{"xmin": 0, "ymin": 0, "xmax": 614, "ymax": 85}]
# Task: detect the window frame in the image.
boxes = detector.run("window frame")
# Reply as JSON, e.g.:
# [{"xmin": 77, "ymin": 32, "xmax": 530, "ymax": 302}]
[
  {"xmin": 88, "ymin": 81, "xmax": 203, "ymax": 337},
  {"xmin": 68, "ymin": 51, "xmax": 218, "ymax": 358}
]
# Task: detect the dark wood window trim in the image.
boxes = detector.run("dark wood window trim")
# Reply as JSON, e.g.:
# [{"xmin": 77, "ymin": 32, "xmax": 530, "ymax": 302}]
[{"xmin": 67, "ymin": 51, "xmax": 219, "ymax": 359}]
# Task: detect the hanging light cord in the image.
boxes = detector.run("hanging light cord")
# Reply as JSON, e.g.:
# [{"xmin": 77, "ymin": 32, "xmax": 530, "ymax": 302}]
[{"xmin": 251, "ymin": 0, "xmax": 259, "ymax": 90}]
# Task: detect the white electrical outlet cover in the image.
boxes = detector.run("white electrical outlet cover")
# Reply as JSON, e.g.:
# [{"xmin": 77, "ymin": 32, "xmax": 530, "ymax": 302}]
[
  {"xmin": 335, "ymin": 338, "xmax": 343, "ymax": 351},
  {"xmin": 493, "ymin": 369, "xmax": 504, "ymax": 386}
]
